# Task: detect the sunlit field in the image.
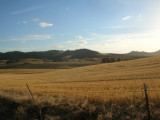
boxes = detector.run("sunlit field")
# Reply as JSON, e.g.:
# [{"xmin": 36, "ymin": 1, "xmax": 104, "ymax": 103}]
[
  {"xmin": 0, "ymin": 56, "xmax": 160, "ymax": 99},
  {"xmin": 0, "ymin": 56, "xmax": 160, "ymax": 119}
]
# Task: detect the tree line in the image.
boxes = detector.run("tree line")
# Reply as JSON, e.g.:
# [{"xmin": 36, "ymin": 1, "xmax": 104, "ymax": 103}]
[
  {"xmin": 0, "ymin": 49, "xmax": 101, "ymax": 62},
  {"xmin": 101, "ymin": 57, "xmax": 121, "ymax": 63}
]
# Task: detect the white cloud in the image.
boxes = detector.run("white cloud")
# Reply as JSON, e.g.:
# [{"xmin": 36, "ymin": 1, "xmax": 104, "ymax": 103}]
[
  {"xmin": 17, "ymin": 22, "xmax": 20, "ymax": 24},
  {"xmin": 75, "ymin": 35, "xmax": 83, "ymax": 39},
  {"xmin": 122, "ymin": 16, "xmax": 132, "ymax": 21},
  {"xmin": 76, "ymin": 41, "xmax": 87, "ymax": 46},
  {"xmin": 22, "ymin": 21, "xmax": 27, "ymax": 24},
  {"xmin": 86, "ymin": 30, "xmax": 160, "ymax": 53},
  {"xmin": 32, "ymin": 18, "xmax": 39, "ymax": 21},
  {"xmin": 11, "ymin": 6, "xmax": 42, "ymax": 15},
  {"xmin": 54, "ymin": 45, "xmax": 64, "ymax": 48},
  {"xmin": 104, "ymin": 43, "xmax": 109, "ymax": 47},
  {"xmin": 57, "ymin": 38, "xmax": 92, "ymax": 48},
  {"xmin": 67, "ymin": 41, "xmax": 73, "ymax": 43},
  {"xmin": 27, "ymin": 35, "xmax": 51, "ymax": 39},
  {"xmin": 66, "ymin": 8, "xmax": 70, "ymax": 10},
  {"xmin": 56, "ymin": 39, "xmax": 88, "ymax": 48},
  {"xmin": 90, "ymin": 32, "xmax": 98, "ymax": 36},
  {"xmin": 39, "ymin": 22, "xmax": 53, "ymax": 28},
  {"xmin": 0, "ymin": 35, "xmax": 51, "ymax": 43}
]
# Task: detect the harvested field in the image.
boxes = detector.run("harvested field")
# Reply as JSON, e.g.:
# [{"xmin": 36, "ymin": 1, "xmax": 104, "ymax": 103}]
[{"xmin": 0, "ymin": 56, "xmax": 160, "ymax": 119}]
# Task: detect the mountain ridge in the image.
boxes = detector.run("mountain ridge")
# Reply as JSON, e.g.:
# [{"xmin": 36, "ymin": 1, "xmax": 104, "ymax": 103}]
[
  {"xmin": 0, "ymin": 49, "xmax": 160, "ymax": 61},
  {"xmin": 127, "ymin": 50, "xmax": 160, "ymax": 56}
]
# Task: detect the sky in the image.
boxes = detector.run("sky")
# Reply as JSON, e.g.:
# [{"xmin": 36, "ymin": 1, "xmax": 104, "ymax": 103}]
[{"xmin": 0, "ymin": 0, "xmax": 160, "ymax": 53}]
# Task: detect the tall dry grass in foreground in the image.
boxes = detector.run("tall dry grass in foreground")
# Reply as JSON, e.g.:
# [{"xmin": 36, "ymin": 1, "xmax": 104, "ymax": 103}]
[
  {"xmin": 0, "ymin": 89, "xmax": 160, "ymax": 120},
  {"xmin": 0, "ymin": 56, "xmax": 160, "ymax": 119}
]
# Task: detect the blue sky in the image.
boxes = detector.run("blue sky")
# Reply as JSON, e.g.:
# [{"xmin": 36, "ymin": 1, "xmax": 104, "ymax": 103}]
[{"xmin": 0, "ymin": 0, "xmax": 160, "ymax": 53}]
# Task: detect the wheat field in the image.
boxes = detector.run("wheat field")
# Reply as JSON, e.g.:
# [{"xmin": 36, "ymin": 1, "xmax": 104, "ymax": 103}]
[
  {"xmin": 0, "ymin": 56, "xmax": 160, "ymax": 119},
  {"xmin": 0, "ymin": 56, "xmax": 160, "ymax": 100}
]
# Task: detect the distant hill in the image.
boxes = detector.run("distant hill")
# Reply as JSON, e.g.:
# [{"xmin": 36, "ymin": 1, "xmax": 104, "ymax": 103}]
[
  {"xmin": 106, "ymin": 50, "xmax": 160, "ymax": 61},
  {"xmin": 0, "ymin": 49, "xmax": 160, "ymax": 61},
  {"xmin": 149, "ymin": 50, "xmax": 160, "ymax": 56},
  {"xmin": 126, "ymin": 50, "xmax": 160, "ymax": 56},
  {"xmin": 127, "ymin": 51, "xmax": 149, "ymax": 56},
  {"xmin": 0, "ymin": 49, "xmax": 102, "ymax": 61}
]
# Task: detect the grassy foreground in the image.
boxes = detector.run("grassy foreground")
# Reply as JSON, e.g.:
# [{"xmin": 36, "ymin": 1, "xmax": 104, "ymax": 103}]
[
  {"xmin": 0, "ymin": 90, "xmax": 160, "ymax": 120},
  {"xmin": 0, "ymin": 56, "xmax": 160, "ymax": 119}
]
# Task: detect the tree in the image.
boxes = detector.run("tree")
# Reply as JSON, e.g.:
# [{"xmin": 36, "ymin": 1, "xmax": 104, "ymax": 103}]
[
  {"xmin": 101, "ymin": 57, "xmax": 119, "ymax": 63},
  {"xmin": 117, "ymin": 58, "xmax": 121, "ymax": 62},
  {"xmin": 101, "ymin": 58, "xmax": 107, "ymax": 63},
  {"xmin": 111, "ymin": 58, "xmax": 116, "ymax": 62}
]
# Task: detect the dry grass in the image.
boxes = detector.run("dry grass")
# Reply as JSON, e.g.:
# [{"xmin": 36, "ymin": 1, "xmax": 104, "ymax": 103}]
[
  {"xmin": 0, "ymin": 56, "xmax": 160, "ymax": 99},
  {"xmin": 0, "ymin": 56, "xmax": 160, "ymax": 119},
  {"xmin": 0, "ymin": 89, "xmax": 160, "ymax": 120}
]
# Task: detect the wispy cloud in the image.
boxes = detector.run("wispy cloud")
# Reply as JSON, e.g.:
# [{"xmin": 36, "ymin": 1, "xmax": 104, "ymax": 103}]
[
  {"xmin": 90, "ymin": 32, "xmax": 98, "ymax": 36},
  {"xmin": 55, "ymin": 38, "xmax": 90, "ymax": 48},
  {"xmin": 67, "ymin": 41, "xmax": 73, "ymax": 43},
  {"xmin": 0, "ymin": 35, "xmax": 51, "ymax": 43},
  {"xmin": 32, "ymin": 18, "xmax": 39, "ymax": 21},
  {"xmin": 66, "ymin": 7, "xmax": 70, "ymax": 10},
  {"xmin": 11, "ymin": 6, "xmax": 42, "ymax": 15},
  {"xmin": 122, "ymin": 16, "xmax": 132, "ymax": 21},
  {"xmin": 104, "ymin": 26, "xmax": 128, "ymax": 29},
  {"xmin": 75, "ymin": 35, "xmax": 83, "ymax": 39},
  {"xmin": 18, "ymin": 18, "xmax": 40, "ymax": 25},
  {"xmin": 85, "ymin": 29, "xmax": 160, "ymax": 53},
  {"xmin": 0, "ymin": 47, "xmax": 36, "ymax": 52},
  {"xmin": 27, "ymin": 35, "xmax": 51, "ymax": 39},
  {"xmin": 54, "ymin": 45, "xmax": 64, "ymax": 48},
  {"xmin": 136, "ymin": 14, "xmax": 143, "ymax": 21},
  {"xmin": 76, "ymin": 41, "xmax": 87, "ymax": 46},
  {"xmin": 22, "ymin": 21, "xmax": 27, "ymax": 24},
  {"xmin": 39, "ymin": 22, "xmax": 53, "ymax": 28}
]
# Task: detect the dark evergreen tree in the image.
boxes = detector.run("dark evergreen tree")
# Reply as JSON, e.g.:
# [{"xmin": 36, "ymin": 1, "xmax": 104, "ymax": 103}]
[
  {"xmin": 101, "ymin": 58, "xmax": 107, "ymax": 63},
  {"xmin": 117, "ymin": 58, "xmax": 121, "ymax": 62}
]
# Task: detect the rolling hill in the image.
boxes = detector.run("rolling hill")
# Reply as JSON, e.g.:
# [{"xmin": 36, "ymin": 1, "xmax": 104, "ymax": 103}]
[
  {"xmin": 0, "ymin": 56, "xmax": 160, "ymax": 91},
  {"xmin": 127, "ymin": 50, "xmax": 160, "ymax": 56},
  {"xmin": 0, "ymin": 56, "xmax": 160, "ymax": 120},
  {"xmin": 0, "ymin": 49, "xmax": 160, "ymax": 63},
  {"xmin": 0, "ymin": 49, "xmax": 102, "ymax": 61}
]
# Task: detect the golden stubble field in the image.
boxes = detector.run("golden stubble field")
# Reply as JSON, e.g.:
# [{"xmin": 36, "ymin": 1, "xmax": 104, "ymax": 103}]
[{"xmin": 0, "ymin": 56, "xmax": 160, "ymax": 101}]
